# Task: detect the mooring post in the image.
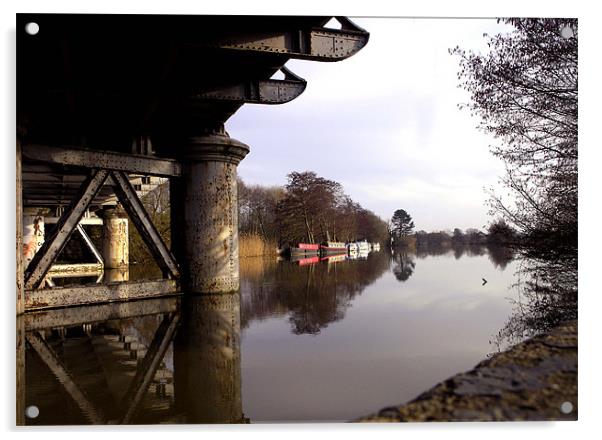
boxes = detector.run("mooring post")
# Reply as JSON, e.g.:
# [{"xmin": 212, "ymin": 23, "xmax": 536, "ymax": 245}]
[
  {"xmin": 98, "ymin": 206, "xmax": 129, "ymax": 270},
  {"xmin": 170, "ymin": 129, "xmax": 249, "ymax": 294}
]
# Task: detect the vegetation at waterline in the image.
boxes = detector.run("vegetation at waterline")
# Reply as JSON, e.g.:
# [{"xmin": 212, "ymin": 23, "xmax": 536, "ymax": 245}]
[
  {"xmin": 452, "ymin": 18, "xmax": 578, "ymax": 343},
  {"xmin": 238, "ymin": 171, "xmax": 390, "ymax": 249}
]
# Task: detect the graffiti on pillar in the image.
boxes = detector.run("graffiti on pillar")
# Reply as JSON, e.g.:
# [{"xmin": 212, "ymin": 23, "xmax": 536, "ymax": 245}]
[{"xmin": 23, "ymin": 215, "xmax": 44, "ymax": 266}]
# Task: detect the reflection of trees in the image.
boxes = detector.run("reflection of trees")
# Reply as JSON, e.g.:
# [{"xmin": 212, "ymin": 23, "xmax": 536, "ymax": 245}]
[
  {"xmin": 240, "ymin": 252, "xmax": 389, "ymax": 334},
  {"xmin": 486, "ymin": 243, "xmax": 516, "ymax": 270},
  {"xmin": 391, "ymin": 252, "xmax": 415, "ymax": 282},
  {"xmin": 493, "ymin": 250, "xmax": 577, "ymax": 350}
]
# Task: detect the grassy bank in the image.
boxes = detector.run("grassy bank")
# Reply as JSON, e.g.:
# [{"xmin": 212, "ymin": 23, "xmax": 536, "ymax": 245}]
[{"xmin": 239, "ymin": 233, "xmax": 278, "ymax": 258}]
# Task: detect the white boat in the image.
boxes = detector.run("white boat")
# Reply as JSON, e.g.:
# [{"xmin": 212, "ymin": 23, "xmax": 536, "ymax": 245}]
[
  {"xmin": 357, "ymin": 240, "xmax": 371, "ymax": 252},
  {"xmin": 371, "ymin": 242, "xmax": 380, "ymax": 251}
]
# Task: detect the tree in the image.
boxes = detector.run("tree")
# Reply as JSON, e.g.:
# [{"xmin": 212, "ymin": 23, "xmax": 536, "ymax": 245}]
[
  {"xmin": 452, "ymin": 19, "xmax": 577, "ymax": 252},
  {"xmin": 390, "ymin": 209, "xmax": 414, "ymax": 238}
]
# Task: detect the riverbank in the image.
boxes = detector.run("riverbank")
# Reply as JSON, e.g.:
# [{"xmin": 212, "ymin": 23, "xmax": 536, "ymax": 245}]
[
  {"xmin": 239, "ymin": 234, "xmax": 278, "ymax": 258},
  {"xmin": 356, "ymin": 320, "xmax": 577, "ymax": 422}
]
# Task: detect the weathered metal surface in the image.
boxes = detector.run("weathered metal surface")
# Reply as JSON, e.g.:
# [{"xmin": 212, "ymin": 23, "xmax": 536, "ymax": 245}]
[
  {"xmin": 120, "ymin": 313, "xmax": 180, "ymax": 424},
  {"xmin": 17, "ymin": 141, "xmax": 24, "ymax": 316},
  {"xmin": 48, "ymin": 263, "xmax": 104, "ymax": 278},
  {"xmin": 25, "ymin": 279, "xmax": 180, "ymax": 310},
  {"xmin": 194, "ymin": 67, "xmax": 306, "ymax": 104},
  {"xmin": 25, "ymin": 169, "xmax": 110, "ymax": 289},
  {"xmin": 24, "ymin": 296, "xmax": 180, "ymax": 331},
  {"xmin": 174, "ymin": 294, "xmax": 243, "ymax": 423},
  {"xmin": 45, "ymin": 215, "xmax": 103, "ymax": 225},
  {"xmin": 26, "ymin": 332, "xmax": 106, "ymax": 424},
  {"xmin": 110, "ymin": 171, "xmax": 180, "ymax": 278},
  {"xmin": 97, "ymin": 208, "xmax": 128, "ymax": 269},
  {"xmin": 22, "ymin": 208, "xmax": 46, "ymax": 268},
  {"xmin": 23, "ymin": 144, "xmax": 181, "ymax": 177},
  {"xmin": 192, "ymin": 17, "xmax": 369, "ymax": 62},
  {"xmin": 171, "ymin": 133, "xmax": 248, "ymax": 293}
]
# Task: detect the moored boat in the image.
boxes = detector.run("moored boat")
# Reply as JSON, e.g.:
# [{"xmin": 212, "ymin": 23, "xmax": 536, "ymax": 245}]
[
  {"xmin": 320, "ymin": 241, "xmax": 347, "ymax": 254},
  {"xmin": 289, "ymin": 243, "xmax": 320, "ymax": 256}
]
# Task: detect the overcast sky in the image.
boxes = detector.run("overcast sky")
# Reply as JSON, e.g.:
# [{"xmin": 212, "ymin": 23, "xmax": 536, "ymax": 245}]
[{"xmin": 227, "ymin": 18, "xmax": 514, "ymax": 232}]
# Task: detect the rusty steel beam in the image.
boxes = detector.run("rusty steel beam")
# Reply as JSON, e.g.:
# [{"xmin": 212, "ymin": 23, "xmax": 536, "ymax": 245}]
[
  {"xmin": 23, "ymin": 144, "xmax": 181, "ymax": 177},
  {"xmin": 24, "ymin": 297, "xmax": 180, "ymax": 331},
  {"xmin": 120, "ymin": 313, "xmax": 180, "ymax": 424},
  {"xmin": 26, "ymin": 332, "xmax": 106, "ymax": 424},
  {"xmin": 24, "ymin": 169, "xmax": 110, "ymax": 290},
  {"xmin": 25, "ymin": 279, "xmax": 180, "ymax": 310},
  {"xmin": 194, "ymin": 17, "xmax": 369, "ymax": 62},
  {"xmin": 111, "ymin": 171, "xmax": 180, "ymax": 279},
  {"xmin": 194, "ymin": 67, "xmax": 306, "ymax": 104},
  {"xmin": 48, "ymin": 262, "xmax": 104, "ymax": 278}
]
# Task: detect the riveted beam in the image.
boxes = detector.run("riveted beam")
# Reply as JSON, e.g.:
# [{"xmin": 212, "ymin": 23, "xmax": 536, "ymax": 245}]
[
  {"xmin": 111, "ymin": 171, "xmax": 180, "ymax": 279},
  {"xmin": 77, "ymin": 224, "xmax": 104, "ymax": 266},
  {"xmin": 23, "ymin": 144, "xmax": 181, "ymax": 177},
  {"xmin": 24, "ymin": 297, "xmax": 179, "ymax": 331},
  {"xmin": 26, "ymin": 332, "xmax": 106, "ymax": 424},
  {"xmin": 25, "ymin": 279, "xmax": 180, "ymax": 310},
  {"xmin": 120, "ymin": 313, "xmax": 180, "ymax": 424},
  {"xmin": 24, "ymin": 169, "xmax": 110, "ymax": 290},
  {"xmin": 194, "ymin": 67, "xmax": 306, "ymax": 104},
  {"xmin": 193, "ymin": 17, "xmax": 369, "ymax": 62}
]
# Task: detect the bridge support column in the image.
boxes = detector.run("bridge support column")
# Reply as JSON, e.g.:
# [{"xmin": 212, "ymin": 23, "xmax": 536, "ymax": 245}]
[
  {"xmin": 98, "ymin": 206, "xmax": 129, "ymax": 269},
  {"xmin": 23, "ymin": 208, "xmax": 48, "ymax": 269},
  {"xmin": 170, "ymin": 130, "xmax": 249, "ymax": 294},
  {"xmin": 174, "ymin": 294, "xmax": 244, "ymax": 423}
]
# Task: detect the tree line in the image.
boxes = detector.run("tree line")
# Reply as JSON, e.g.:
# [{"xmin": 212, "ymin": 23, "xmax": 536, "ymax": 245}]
[{"xmin": 238, "ymin": 171, "xmax": 390, "ymax": 247}]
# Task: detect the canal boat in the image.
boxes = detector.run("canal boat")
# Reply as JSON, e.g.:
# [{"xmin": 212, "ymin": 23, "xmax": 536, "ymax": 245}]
[
  {"xmin": 371, "ymin": 242, "xmax": 380, "ymax": 251},
  {"xmin": 289, "ymin": 243, "xmax": 320, "ymax": 257},
  {"xmin": 357, "ymin": 240, "xmax": 371, "ymax": 252},
  {"xmin": 320, "ymin": 241, "xmax": 347, "ymax": 255},
  {"xmin": 347, "ymin": 242, "xmax": 359, "ymax": 254}
]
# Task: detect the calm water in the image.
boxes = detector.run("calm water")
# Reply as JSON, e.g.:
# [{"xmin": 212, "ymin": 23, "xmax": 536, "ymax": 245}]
[{"xmin": 20, "ymin": 246, "xmax": 519, "ymax": 424}]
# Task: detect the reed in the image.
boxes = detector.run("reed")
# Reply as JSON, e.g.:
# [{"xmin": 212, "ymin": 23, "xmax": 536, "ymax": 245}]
[{"xmin": 239, "ymin": 233, "xmax": 278, "ymax": 258}]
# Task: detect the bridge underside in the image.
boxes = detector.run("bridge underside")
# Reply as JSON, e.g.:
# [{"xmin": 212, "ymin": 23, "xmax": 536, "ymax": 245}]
[{"xmin": 16, "ymin": 14, "xmax": 369, "ymax": 313}]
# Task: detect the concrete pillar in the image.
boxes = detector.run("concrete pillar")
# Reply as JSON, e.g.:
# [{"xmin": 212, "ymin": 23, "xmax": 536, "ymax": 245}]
[
  {"xmin": 104, "ymin": 268, "xmax": 130, "ymax": 283},
  {"xmin": 98, "ymin": 206, "xmax": 129, "ymax": 269},
  {"xmin": 174, "ymin": 293, "xmax": 244, "ymax": 423},
  {"xmin": 23, "ymin": 207, "xmax": 47, "ymax": 269},
  {"xmin": 171, "ymin": 131, "xmax": 249, "ymax": 294}
]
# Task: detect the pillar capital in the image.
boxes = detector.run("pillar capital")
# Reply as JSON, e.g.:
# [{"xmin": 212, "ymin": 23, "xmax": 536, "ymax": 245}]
[{"xmin": 181, "ymin": 132, "xmax": 250, "ymax": 165}]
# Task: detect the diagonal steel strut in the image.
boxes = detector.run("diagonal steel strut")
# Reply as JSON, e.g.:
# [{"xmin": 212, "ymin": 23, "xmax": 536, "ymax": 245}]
[
  {"xmin": 119, "ymin": 313, "xmax": 180, "ymax": 424},
  {"xmin": 25, "ymin": 169, "xmax": 110, "ymax": 289},
  {"xmin": 110, "ymin": 170, "xmax": 180, "ymax": 279},
  {"xmin": 26, "ymin": 332, "xmax": 106, "ymax": 424}
]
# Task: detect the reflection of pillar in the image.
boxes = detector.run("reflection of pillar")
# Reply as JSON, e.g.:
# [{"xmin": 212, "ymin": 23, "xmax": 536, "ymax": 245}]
[
  {"xmin": 174, "ymin": 293, "xmax": 243, "ymax": 423},
  {"xmin": 23, "ymin": 207, "xmax": 48, "ymax": 269},
  {"xmin": 170, "ymin": 130, "xmax": 249, "ymax": 293},
  {"xmin": 98, "ymin": 206, "xmax": 129, "ymax": 269},
  {"xmin": 104, "ymin": 268, "xmax": 130, "ymax": 283}
]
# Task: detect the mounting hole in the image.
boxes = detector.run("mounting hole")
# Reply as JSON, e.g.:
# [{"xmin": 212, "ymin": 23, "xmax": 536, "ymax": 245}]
[
  {"xmin": 560, "ymin": 401, "xmax": 573, "ymax": 414},
  {"xmin": 25, "ymin": 405, "xmax": 40, "ymax": 419},
  {"xmin": 25, "ymin": 22, "xmax": 40, "ymax": 35},
  {"xmin": 560, "ymin": 25, "xmax": 574, "ymax": 39}
]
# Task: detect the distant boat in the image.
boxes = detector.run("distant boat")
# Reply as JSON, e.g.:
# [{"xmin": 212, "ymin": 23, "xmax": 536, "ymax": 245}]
[
  {"xmin": 289, "ymin": 243, "xmax": 320, "ymax": 256},
  {"xmin": 371, "ymin": 243, "xmax": 380, "ymax": 251},
  {"xmin": 320, "ymin": 241, "xmax": 347, "ymax": 254}
]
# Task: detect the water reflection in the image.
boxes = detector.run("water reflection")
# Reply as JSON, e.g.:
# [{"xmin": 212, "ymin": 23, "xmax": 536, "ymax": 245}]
[
  {"xmin": 21, "ymin": 245, "xmax": 521, "ymax": 424},
  {"xmin": 240, "ymin": 251, "xmax": 390, "ymax": 335}
]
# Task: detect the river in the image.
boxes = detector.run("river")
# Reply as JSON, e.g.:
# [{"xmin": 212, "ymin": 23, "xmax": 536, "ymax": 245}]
[{"xmin": 21, "ymin": 245, "xmax": 520, "ymax": 424}]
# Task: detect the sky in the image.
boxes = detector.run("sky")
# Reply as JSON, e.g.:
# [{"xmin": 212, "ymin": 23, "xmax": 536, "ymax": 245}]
[{"xmin": 227, "ymin": 18, "xmax": 514, "ymax": 232}]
